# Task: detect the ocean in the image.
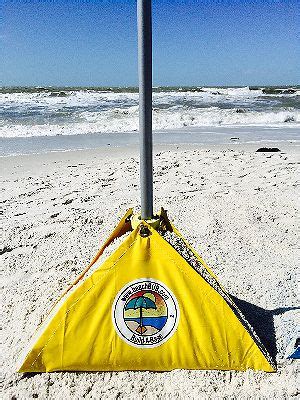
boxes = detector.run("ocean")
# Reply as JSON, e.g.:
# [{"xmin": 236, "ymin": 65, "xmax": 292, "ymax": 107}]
[
  {"xmin": 125, "ymin": 316, "xmax": 167, "ymax": 331},
  {"xmin": 1, "ymin": 86, "xmax": 299, "ymax": 155}
]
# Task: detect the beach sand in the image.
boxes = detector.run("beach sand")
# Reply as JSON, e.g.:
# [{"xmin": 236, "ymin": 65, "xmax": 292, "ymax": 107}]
[{"xmin": 1, "ymin": 142, "xmax": 299, "ymax": 398}]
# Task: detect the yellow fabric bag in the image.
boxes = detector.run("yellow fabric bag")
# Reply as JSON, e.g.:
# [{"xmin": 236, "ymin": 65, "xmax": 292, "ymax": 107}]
[{"xmin": 18, "ymin": 210, "xmax": 275, "ymax": 372}]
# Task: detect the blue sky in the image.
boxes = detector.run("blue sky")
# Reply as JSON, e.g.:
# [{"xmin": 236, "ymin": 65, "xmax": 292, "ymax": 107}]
[{"xmin": 0, "ymin": 0, "xmax": 299, "ymax": 86}]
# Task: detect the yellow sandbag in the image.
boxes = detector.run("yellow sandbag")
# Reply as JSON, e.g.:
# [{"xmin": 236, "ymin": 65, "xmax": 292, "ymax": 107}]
[{"xmin": 18, "ymin": 213, "xmax": 275, "ymax": 372}]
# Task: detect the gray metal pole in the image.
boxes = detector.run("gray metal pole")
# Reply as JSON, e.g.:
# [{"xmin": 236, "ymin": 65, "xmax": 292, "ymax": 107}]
[{"xmin": 137, "ymin": 0, "xmax": 153, "ymax": 220}]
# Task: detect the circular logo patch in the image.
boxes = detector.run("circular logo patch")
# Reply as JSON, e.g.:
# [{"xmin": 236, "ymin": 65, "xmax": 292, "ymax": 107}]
[{"xmin": 112, "ymin": 278, "xmax": 179, "ymax": 348}]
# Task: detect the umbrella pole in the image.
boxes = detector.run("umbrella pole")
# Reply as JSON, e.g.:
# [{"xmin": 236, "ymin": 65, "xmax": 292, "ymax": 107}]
[{"xmin": 138, "ymin": 0, "xmax": 153, "ymax": 220}]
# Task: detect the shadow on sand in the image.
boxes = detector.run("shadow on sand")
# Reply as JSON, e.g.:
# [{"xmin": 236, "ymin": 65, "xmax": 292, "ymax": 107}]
[{"xmin": 232, "ymin": 295, "xmax": 299, "ymax": 364}]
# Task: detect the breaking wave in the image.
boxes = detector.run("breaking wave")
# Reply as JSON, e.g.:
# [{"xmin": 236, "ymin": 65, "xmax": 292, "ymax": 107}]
[{"xmin": 0, "ymin": 86, "xmax": 299, "ymax": 138}]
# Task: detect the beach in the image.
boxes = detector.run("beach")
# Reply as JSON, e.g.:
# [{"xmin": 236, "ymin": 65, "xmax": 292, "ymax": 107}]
[
  {"xmin": 2, "ymin": 0, "xmax": 299, "ymax": 392},
  {"xmin": 1, "ymin": 140, "xmax": 299, "ymax": 398}
]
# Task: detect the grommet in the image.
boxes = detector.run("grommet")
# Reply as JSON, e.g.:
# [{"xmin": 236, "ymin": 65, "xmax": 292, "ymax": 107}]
[{"xmin": 139, "ymin": 224, "xmax": 150, "ymax": 237}]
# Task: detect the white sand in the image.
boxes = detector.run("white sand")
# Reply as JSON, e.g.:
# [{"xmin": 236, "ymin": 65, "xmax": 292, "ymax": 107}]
[{"xmin": 1, "ymin": 143, "xmax": 299, "ymax": 398}]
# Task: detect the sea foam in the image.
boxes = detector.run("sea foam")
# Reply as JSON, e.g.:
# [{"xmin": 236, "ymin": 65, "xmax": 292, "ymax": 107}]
[{"xmin": 0, "ymin": 86, "xmax": 299, "ymax": 138}]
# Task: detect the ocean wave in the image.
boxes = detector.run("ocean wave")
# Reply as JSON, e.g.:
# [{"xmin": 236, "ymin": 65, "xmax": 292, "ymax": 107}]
[
  {"xmin": 1, "ymin": 107, "xmax": 299, "ymax": 138},
  {"xmin": 0, "ymin": 86, "xmax": 299, "ymax": 138}
]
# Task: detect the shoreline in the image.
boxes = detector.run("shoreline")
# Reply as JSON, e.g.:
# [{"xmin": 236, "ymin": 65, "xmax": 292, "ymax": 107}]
[
  {"xmin": 1, "ymin": 141, "xmax": 299, "ymax": 180},
  {"xmin": 1, "ymin": 125, "xmax": 299, "ymax": 157}
]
